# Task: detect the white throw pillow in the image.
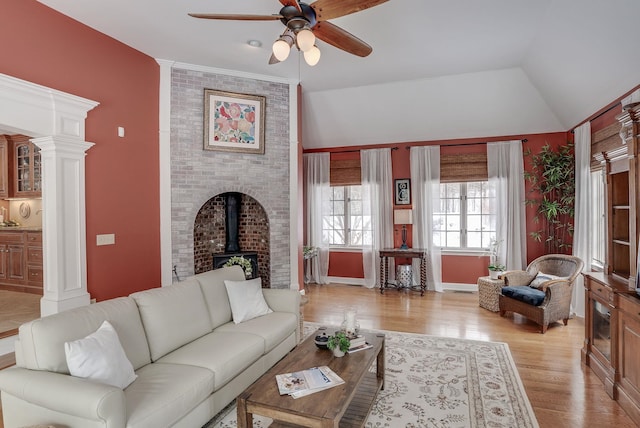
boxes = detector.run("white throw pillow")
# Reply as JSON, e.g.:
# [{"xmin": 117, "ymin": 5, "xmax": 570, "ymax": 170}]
[
  {"xmin": 529, "ymin": 272, "xmax": 565, "ymax": 289},
  {"xmin": 224, "ymin": 277, "xmax": 273, "ymax": 324},
  {"xmin": 64, "ymin": 320, "xmax": 137, "ymax": 389}
]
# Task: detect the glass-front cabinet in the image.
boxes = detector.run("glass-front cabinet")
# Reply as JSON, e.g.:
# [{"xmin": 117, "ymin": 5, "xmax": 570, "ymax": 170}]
[
  {"xmin": 592, "ymin": 299, "xmax": 612, "ymax": 361},
  {"xmin": 12, "ymin": 138, "xmax": 41, "ymax": 198},
  {"xmin": 582, "ymin": 272, "xmax": 622, "ymax": 398}
]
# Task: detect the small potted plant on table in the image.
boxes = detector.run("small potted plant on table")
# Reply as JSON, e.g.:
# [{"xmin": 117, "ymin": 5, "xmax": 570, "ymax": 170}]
[
  {"xmin": 327, "ymin": 331, "xmax": 351, "ymax": 357},
  {"xmin": 488, "ymin": 264, "xmax": 506, "ymax": 280}
]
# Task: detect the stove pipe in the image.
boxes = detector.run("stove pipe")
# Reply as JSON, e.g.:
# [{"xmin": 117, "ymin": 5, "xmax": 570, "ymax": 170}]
[{"xmin": 225, "ymin": 192, "xmax": 241, "ymax": 253}]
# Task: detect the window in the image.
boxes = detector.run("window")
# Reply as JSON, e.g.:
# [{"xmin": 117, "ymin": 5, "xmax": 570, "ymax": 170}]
[
  {"xmin": 433, "ymin": 181, "xmax": 496, "ymax": 250},
  {"xmin": 323, "ymin": 185, "xmax": 372, "ymax": 247},
  {"xmin": 591, "ymin": 169, "xmax": 605, "ymax": 269}
]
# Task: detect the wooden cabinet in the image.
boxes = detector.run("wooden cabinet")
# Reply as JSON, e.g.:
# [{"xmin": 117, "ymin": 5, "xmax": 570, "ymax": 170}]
[
  {"xmin": 586, "ymin": 98, "xmax": 640, "ymax": 426},
  {"xmin": 0, "ymin": 134, "xmax": 42, "ymax": 198},
  {"xmin": 11, "ymin": 136, "xmax": 41, "ymax": 198},
  {"xmin": 26, "ymin": 232, "xmax": 43, "ymax": 288},
  {"xmin": 617, "ymin": 294, "xmax": 640, "ymax": 424},
  {"xmin": 0, "ymin": 230, "xmax": 42, "ymax": 294},
  {"xmin": 583, "ymin": 272, "xmax": 626, "ymax": 398}
]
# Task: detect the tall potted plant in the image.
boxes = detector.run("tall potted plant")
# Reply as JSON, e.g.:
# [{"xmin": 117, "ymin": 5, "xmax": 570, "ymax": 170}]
[{"xmin": 524, "ymin": 142, "xmax": 575, "ymax": 254}]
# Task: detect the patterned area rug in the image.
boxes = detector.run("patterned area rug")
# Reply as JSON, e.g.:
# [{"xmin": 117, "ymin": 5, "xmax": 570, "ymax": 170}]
[{"xmin": 204, "ymin": 322, "xmax": 539, "ymax": 428}]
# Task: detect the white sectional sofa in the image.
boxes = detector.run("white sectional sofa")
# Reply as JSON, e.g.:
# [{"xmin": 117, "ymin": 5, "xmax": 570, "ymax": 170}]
[{"xmin": 0, "ymin": 265, "xmax": 301, "ymax": 428}]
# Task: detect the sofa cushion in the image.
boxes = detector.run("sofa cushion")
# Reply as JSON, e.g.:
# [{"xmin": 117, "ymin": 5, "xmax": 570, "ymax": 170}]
[
  {"xmin": 18, "ymin": 297, "xmax": 150, "ymax": 373},
  {"xmin": 224, "ymin": 277, "xmax": 273, "ymax": 324},
  {"xmin": 192, "ymin": 265, "xmax": 246, "ymax": 329},
  {"xmin": 501, "ymin": 286, "xmax": 546, "ymax": 306},
  {"xmin": 130, "ymin": 278, "xmax": 213, "ymax": 361},
  {"xmin": 65, "ymin": 320, "xmax": 137, "ymax": 389},
  {"xmin": 156, "ymin": 331, "xmax": 263, "ymax": 390},
  {"xmin": 216, "ymin": 312, "xmax": 297, "ymax": 353},
  {"xmin": 125, "ymin": 362, "xmax": 214, "ymax": 428}
]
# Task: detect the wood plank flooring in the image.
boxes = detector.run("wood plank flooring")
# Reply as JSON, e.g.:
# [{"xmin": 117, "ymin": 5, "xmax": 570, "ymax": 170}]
[
  {"xmin": 302, "ymin": 284, "xmax": 637, "ymax": 428},
  {"xmin": 0, "ymin": 283, "xmax": 636, "ymax": 427}
]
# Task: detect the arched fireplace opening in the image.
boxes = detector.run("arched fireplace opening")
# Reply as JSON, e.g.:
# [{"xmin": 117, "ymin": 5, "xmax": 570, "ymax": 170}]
[{"xmin": 193, "ymin": 192, "xmax": 271, "ymax": 287}]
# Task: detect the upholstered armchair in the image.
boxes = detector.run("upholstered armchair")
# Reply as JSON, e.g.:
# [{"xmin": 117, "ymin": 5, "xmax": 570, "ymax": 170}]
[{"xmin": 498, "ymin": 254, "xmax": 584, "ymax": 333}]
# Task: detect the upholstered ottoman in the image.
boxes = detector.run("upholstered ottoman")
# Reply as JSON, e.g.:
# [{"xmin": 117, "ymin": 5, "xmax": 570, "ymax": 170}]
[{"xmin": 478, "ymin": 276, "xmax": 505, "ymax": 312}]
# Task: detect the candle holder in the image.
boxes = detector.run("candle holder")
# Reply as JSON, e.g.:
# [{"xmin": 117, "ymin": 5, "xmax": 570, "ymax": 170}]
[{"xmin": 341, "ymin": 308, "xmax": 360, "ymax": 339}]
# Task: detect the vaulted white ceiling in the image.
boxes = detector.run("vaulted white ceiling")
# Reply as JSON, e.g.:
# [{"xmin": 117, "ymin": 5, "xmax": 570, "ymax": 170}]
[{"xmin": 37, "ymin": 0, "xmax": 640, "ymax": 148}]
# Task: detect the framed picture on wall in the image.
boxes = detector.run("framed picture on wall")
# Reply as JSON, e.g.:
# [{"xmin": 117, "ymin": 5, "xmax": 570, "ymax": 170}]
[
  {"xmin": 203, "ymin": 89, "xmax": 266, "ymax": 154},
  {"xmin": 395, "ymin": 179, "xmax": 411, "ymax": 205}
]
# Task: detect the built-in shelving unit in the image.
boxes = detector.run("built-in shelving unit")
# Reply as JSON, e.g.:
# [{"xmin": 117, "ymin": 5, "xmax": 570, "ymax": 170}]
[{"xmin": 583, "ymin": 103, "xmax": 640, "ymax": 425}]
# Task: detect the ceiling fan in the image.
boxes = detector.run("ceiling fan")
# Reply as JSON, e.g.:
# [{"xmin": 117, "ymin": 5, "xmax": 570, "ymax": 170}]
[{"xmin": 189, "ymin": 0, "xmax": 389, "ymax": 66}]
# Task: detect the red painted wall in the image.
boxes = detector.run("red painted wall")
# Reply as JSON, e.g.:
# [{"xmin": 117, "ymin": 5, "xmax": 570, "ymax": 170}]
[
  {"xmin": 306, "ymin": 132, "xmax": 570, "ymax": 284},
  {"xmin": 2, "ymin": 0, "xmax": 161, "ymax": 300}
]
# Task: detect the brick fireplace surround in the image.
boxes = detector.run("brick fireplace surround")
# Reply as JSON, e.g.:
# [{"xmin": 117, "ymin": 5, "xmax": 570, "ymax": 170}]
[
  {"xmin": 194, "ymin": 193, "xmax": 271, "ymax": 287},
  {"xmin": 169, "ymin": 66, "xmax": 291, "ymax": 289}
]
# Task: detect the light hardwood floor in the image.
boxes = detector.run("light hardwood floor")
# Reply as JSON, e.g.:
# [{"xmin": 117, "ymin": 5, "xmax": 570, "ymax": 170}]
[
  {"xmin": 302, "ymin": 284, "xmax": 637, "ymax": 428},
  {"xmin": 0, "ymin": 283, "xmax": 636, "ymax": 427}
]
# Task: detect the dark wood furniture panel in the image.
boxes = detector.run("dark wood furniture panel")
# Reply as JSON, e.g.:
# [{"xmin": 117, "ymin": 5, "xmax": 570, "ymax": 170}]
[{"xmin": 617, "ymin": 294, "xmax": 640, "ymax": 425}]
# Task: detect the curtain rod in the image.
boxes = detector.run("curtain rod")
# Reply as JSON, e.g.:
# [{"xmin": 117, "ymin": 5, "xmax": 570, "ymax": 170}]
[
  {"xmin": 403, "ymin": 139, "xmax": 528, "ymax": 149},
  {"xmin": 330, "ymin": 146, "xmax": 399, "ymax": 154},
  {"xmin": 328, "ymin": 139, "xmax": 528, "ymax": 153}
]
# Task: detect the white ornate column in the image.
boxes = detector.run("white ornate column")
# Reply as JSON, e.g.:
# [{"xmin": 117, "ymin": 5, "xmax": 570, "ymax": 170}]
[
  {"xmin": 33, "ymin": 136, "xmax": 93, "ymax": 315},
  {"xmin": 0, "ymin": 73, "xmax": 98, "ymax": 317}
]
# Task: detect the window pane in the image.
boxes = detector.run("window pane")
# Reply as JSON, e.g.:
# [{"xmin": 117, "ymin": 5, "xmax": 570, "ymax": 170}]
[
  {"xmin": 350, "ymin": 200, "xmax": 362, "ymax": 215},
  {"xmin": 467, "ymin": 182, "xmax": 482, "ymax": 197},
  {"xmin": 332, "ymin": 187, "xmax": 344, "ymax": 200},
  {"xmin": 349, "ymin": 185, "xmax": 362, "ymax": 199},
  {"xmin": 446, "ymin": 232, "xmax": 461, "ymax": 247},
  {"xmin": 333, "ymin": 201, "xmax": 344, "ymax": 215},
  {"xmin": 436, "ymin": 181, "xmax": 496, "ymax": 250},
  {"xmin": 467, "ymin": 231, "xmax": 482, "ymax": 248},
  {"xmin": 467, "ymin": 215, "xmax": 482, "ymax": 231},
  {"xmin": 446, "ymin": 215, "xmax": 460, "ymax": 231}
]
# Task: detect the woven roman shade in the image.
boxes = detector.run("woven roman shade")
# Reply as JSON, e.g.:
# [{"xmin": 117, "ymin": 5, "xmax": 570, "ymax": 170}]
[
  {"xmin": 440, "ymin": 153, "xmax": 488, "ymax": 183},
  {"xmin": 330, "ymin": 159, "xmax": 361, "ymax": 186}
]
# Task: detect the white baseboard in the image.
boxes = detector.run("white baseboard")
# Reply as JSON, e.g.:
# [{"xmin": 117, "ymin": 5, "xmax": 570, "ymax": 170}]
[
  {"xmin": 442, "ymin": 282, "xmax": 478, "ymax": 292},
  {"xmin": 327, "ymin": 277, "xmax": 366, "ymax": 286}
]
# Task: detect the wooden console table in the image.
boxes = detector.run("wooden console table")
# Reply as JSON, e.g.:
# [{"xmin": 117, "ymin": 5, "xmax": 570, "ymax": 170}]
[{"xmin": 379, "ymin": 248, "xmax": 428, "ymax": 296}]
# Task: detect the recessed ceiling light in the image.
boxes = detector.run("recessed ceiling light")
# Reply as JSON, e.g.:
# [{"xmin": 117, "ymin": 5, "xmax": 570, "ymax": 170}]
[{"xmin": 247, "ymin": 40, "xmax": 262, "ymax": 48}]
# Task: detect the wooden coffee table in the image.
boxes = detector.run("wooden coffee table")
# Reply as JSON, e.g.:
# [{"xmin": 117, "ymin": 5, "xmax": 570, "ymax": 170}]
[{"xmin": 237, "ymin": 327, "xmax": 385, "ymax": 427}]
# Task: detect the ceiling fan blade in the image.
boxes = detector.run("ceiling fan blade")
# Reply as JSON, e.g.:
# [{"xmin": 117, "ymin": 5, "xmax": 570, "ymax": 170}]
[
  {"xmin": 313, "ymin": 21, "xmax": 372, "ymax": 57},
  {"xmin": 310, "ymin": 0, "xmax": 388, "ymax": 21},
  {"xmin": 188, "ymin": 13, "xmax": 282, "ymax": 21},
  {"xmin": 279, "ymin": 0, "xmax": 302, "ymax": 12}
]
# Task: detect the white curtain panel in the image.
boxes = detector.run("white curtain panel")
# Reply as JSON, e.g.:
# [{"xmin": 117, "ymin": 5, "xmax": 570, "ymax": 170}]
[
  {"xmin": 487, "ymin": 140, "xmax": 527, "ymax": 270},
  {"xmin": 572, "ymin": 122, "xmax": 592, "ymax": 318},
  {"xmin": 303, "ymin": 153, "xmax": 330, "ymax": 284},
  {"xmin": 409, "ymin": 146, "xmax": 442, "ymax": 292},
  {"xmin": 361, "ymin": 148, "xmax": 394, "ymax": 288}
]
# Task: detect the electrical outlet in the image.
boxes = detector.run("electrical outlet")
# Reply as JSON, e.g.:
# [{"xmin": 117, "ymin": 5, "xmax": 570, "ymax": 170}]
[{"xmin": 96, "ymin": 234, "xmax": 115, "ymax": 246}]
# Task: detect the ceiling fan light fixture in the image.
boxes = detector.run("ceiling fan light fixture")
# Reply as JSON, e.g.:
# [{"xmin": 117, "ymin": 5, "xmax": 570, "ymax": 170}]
[
  {"xmin": 272, "ymin": 35, "xmax": 293, "ymax": 61},
  {"xmin": 296, "ymin": 28, "xmax": 315, "ymax": 52},
  {"xmin": 303, "ymin": 45, "xmax": 321, "ymax": 66}
]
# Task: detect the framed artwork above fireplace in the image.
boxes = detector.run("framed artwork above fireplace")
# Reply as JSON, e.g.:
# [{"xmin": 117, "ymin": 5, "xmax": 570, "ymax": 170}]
[{"xmin": 203, "ymin": 89, "xmax": 266, "ymax": 154}]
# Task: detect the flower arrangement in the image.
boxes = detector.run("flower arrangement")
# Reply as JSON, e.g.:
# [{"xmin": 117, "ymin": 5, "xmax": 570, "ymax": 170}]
[{"xmin": 223, "ymin": 256, "xmax": 252, "ymax": 278}]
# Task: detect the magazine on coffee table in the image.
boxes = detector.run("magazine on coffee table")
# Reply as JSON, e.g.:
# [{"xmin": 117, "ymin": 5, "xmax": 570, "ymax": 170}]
[{"xmin": 276, "ymin": 366, "xmax": 344, "ymax": 398}]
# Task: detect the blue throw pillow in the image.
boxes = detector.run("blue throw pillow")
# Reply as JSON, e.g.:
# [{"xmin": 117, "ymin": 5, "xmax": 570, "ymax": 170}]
[{"xmin": 501, "ymin": 286, "xmax": 546, "ymax": 306}]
